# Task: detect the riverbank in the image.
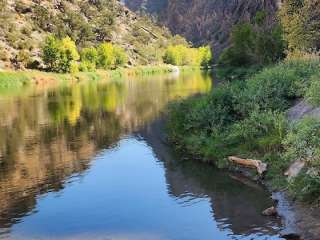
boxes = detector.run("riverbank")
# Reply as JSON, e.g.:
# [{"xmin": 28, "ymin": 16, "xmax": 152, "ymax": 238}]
[
  {"xmin": 0, "ymin": 65, "xmax": 182, "ymax": 89},
  {"xmin": 166, "ymin": 58, "xmax": 320, "ymax": 240}
]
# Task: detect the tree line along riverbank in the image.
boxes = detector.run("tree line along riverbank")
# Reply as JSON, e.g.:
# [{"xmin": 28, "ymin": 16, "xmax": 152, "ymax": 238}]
[{"xmin": 165, "ymin": 3, "xmax": 320, "ymax": 235}]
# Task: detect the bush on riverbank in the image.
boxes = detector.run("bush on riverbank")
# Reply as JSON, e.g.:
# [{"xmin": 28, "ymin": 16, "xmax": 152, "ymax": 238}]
[
  {"xmin": 166, "ymin": 58, "xmax": 320, "ymax": 201},
  {"xmin": 42, "ymin": 36, "xmax": 128, "ymax": 73},
  {"xmin": 217, "ymin": 11, "xmax": 286, "ymax": 81},
  {"xmin": 163, "ymin": 45, "xmax": 212, "ymax": 68}
]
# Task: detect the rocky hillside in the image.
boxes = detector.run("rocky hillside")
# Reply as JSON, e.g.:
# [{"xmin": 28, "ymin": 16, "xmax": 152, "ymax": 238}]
[
  {"xmin": 122, "ymin": 0, "xmax": 167, "ymax": 14},
  {"xmin": 124, "ymin": 0, "xmax": 280, "ymax": 56},
  {"xmin": 0, "ymin": 0, "xmax": 174, "ymax": 69}
]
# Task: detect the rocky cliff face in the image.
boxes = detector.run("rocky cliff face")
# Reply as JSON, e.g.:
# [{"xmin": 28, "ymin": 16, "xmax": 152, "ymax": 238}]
[
  {"xmin": 125, "ymin": 0, "xmax": 280, "ymax": 56},
  {"xmin": 0, "ymin": 0, "xmax": 173, "ymax": 69},
  {"xmin": 123, "ymin": 0, "xmax": 168, "ymax": 14}
]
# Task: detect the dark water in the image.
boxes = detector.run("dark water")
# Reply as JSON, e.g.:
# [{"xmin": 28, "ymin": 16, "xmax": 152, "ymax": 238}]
[{"xmin": 0, "ymin": 71, "xmax": 283, "ymax": 240}]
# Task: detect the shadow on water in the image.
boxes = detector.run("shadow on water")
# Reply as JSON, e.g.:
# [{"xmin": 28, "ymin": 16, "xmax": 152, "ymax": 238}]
[
  {"xmin": 0, "ymin": 71, "xmax": 283, "ymax": 239},
  {"xmin": 137, "ymin": 118, "xmax": 283, "ymax": 238}
]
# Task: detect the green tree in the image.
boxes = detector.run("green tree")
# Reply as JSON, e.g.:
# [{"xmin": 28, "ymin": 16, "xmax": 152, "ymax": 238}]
[
  {"xmin": 96, "ymin": 43, "xmax": 128, "ymax": 69},
  {"xmin": 198, "ymin": 46, "xmax": 213, "ymax": 68},
  {"xmin": 219, "ymin": 15, "xmax": 285, "ymax": 68},
  {"xmin": 279, "ymin": 0, "xmax": 320, "ymax": 52},
  {"xmin": 80, "ymin": 47, "xmax": 98, "ymax": 71},
  {"xmin": 113, "ymin": 46, "xmax": 128, "ymax": 67},
  {"xmin": 57, "ymin": 37, "xmax": 80, "ymax": 73},
  {"xmin": 219, "ymin": 23, "xmax": 256, "ymax": 67},
  {"xmin": 97, "ymin": 43, "xmax": 115, "ymax": 69},
  {"xmin": 164, "ymin": 45, "xmax": 211, "ymax": 67},
  {"xmin": 42, "ymin": 36, "xmax": 80, "ymax": 73},
  {"xmin": 42, "ymin": 35, "xmax": 60, "ymax": 71}
]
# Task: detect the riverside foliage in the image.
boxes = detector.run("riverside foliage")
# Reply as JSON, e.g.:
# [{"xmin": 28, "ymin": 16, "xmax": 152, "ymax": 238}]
[
  {"xmin": 163, "ymin": 45, "xmax": 212, "ymax": 68},
  {"xmin": 167, "ymin": 58, "xmax": 320, "ymax": 202},
  {"xmin": 167, "ymin": 1, "xmax": 320, "ymax": 203},
  {"xmin": 42, "ymin": 36, "xmax": 128, "ymax": 73}
]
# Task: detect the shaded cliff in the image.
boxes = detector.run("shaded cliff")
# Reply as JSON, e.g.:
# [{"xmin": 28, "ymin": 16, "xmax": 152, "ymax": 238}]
[{"xmin": 124, "ymin": 0, "xmax": 280, "ymax": 56}]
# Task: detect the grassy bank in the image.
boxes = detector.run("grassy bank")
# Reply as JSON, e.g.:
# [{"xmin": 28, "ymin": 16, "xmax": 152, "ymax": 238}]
[
  {"xmin": 0, "ymin": 65, "xmax": 181, "ymax": 89},
  {"xmin": 166, "ymin": 58, "xmax": 320, "ymax": 203}
]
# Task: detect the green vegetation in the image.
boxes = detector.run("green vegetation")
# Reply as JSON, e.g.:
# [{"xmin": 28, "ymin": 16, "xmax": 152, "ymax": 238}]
[
  {"xmin": 0, "ymin": 72, "xmax": 31, "ymax": 88},
  {"xmin": 219, "ymin": 12, "xmax": 285, "ymax": 67},
  {"xmin": 217, "ymin": 11, "xmax": 286, "ymax": 81},
  {"xmin": 0, "ymin": 65, "xmax": 180, "ymax": 90},
  {"xmin": 43, "ymin": 36, "xmax": 80, "ymax": 73},
  {"xmin": 167, "ymin": 0, "xmax": 320, "ymax": 203},
  {"xmin": 0, "ymin": 0, "xmax": 200, "ymax": 70},
  {"xmin": 163, "ymin": 45, "xmax": 212, "ymax": 68},
  {"xmin": 42, "ymin": 36, "xmax": 128, "ymax": 73},
  {"xmin": 167, "ymin": 58, "xmax": 320, "ymax": 201},
  {"xmin": 279, "ymin": 0, "xmax": 320, "ymax": 53},
  {"xmin": 97, "ymin": 43, "xmax": 128, "ymax": 70}
]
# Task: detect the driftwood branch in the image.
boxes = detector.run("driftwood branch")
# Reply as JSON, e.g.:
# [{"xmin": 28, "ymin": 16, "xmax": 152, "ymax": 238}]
[{"xmin": 228, "ymin": 156, "xmax": 267, "ymax": 175}]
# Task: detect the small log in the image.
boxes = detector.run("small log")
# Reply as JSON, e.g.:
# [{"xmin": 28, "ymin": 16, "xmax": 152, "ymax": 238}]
[{"xmin": 228, "ymin": 156, "xmax": 267, "ymax": 175}]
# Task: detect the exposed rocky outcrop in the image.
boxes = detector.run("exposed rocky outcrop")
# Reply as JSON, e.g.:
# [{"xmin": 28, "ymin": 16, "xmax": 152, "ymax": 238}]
[
  {"xmin": 125, "ymin": 0, "xmax": 280, "ymax": 57},
  {"xmin": 287, "ymin": 100, "xmax": 320, "ymax": 122},
  {"xmin": 0, "ymin": 0, "xmax": 173, "ymax": 69}
]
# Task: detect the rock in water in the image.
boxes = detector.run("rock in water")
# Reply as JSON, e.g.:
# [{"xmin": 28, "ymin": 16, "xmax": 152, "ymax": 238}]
[
  {"xmin": 262, "ymin": 206, "xmax": 278, "ymax": 216},
  {"xmin": 279, "ymin": 233, "xmax": 301, "ymax": 240}
]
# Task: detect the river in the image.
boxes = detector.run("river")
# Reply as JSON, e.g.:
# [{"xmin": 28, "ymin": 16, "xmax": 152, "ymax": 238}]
[{"xmin": 0, "ymin": 71, "xmax": 284, "ymax": 240}]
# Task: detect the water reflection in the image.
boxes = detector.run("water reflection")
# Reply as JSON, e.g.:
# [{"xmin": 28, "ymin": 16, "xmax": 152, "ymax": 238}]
[
  {"xmin": 0, "ymin": 71, "xmax": 282, "ymax": 239},
  {"xmin": 139, "ymin": 119, "xmax": 283, "ymax": 239}
]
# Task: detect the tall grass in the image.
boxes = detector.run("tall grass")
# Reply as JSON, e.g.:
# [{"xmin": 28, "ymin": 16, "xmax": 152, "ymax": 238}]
[{"xmin": 0, "ymin": 65, "xmax": 182, "ymax": 90}]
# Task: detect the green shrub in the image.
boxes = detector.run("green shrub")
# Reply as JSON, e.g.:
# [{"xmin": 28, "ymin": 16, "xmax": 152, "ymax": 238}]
[
  {"xmin": 306, "ymin": 74, "xmax": 320, "ymax": 106},
  {"xmin": 79, "ymin": 61, "xmax": 95, "ymax": 72},
  {"xmin": 290, "ymin": 171, "xmax": 320, "ymax": 203},
  {"xmin": 42, "ymin": 35, "xmax": 80, "ymax": 73},
  {"xmin": 218, "ymin": 18, "xmax": 285, "ymax": 71},
  {"xmin": 17, "ymin": 50, "xmax": 32, "ymax": 67},
  {"xmin": 33, "ymin": 5, "xmax": 51, "ymax": 30},
  {"xmin": 244, "ymin": 59, "xmax": 320, "ymax": 111},
  {"xmin": 198, "ymin": 46, "xmax": 213, "ymax": 68},
  {"xmin": 97, "ymin": 43, "xmax": 127, "ymax": 69},
  {"xmin": 218, "ymin": 23, "xmax": 256, "ymax": 67},
  {"xmin": 113, "ymin": 46, "xmax": 128, "ymax": 67},
  {"xmin": 166, "ymin": 59, "xmax": 320, "ymax": 169},
  {"xmin": 70, "ymin": 62, "xmax": 79, "ymax": 76},
  {"xmin": 42, "ymin": 35, "xmax": 61, "ymax": 71},
  {"xmin": 280, "ymin": 0, "xmax": 320, "ymax": 51},
  {"xmin": 283, "ymin": 117, "xmax": 320, "ymax": 167},
  {"xmin": 80, "ymin": 47, "xmax": 98, "ymax": 71},
  {"xmin": 163, "ymin": 44, "xmax": 213, "ymax": 67},
  {"xmin": 227, "ymin": 110, "xmax": 286, "ymax": 154},
  {"xmin": 97, "ymin": 43, "xmax": 115, "ymax": 69},
  {"xmin": 216, "ymin": 65, "xmax": 261, "ymax": 81}
]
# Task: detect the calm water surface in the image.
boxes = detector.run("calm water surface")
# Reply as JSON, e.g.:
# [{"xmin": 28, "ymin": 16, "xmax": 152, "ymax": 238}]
[{"xmin": 0, "ymin": 72, "xmax": 284, "ymax": 240}]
